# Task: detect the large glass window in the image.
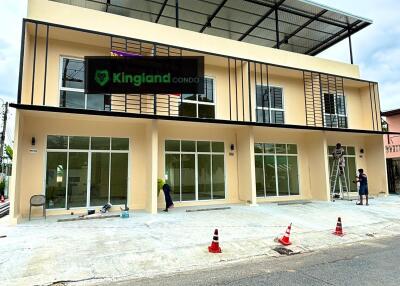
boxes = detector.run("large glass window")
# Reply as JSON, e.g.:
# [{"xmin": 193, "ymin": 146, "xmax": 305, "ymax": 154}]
[
  {"xmin": 256, "ymin": 85, "xmax": 284, "ymax": 124},
  {"xmin": 323, "ymin": 93, "xmax": 347, "ymax": 128},
  {"xmin": 45, "ymin": 135, "xmax": 129, "ymax": 209},
  {"xmin": 45, "ymin": 152, "xmax": 67, "ymax": 209},
  {"xmin": 60, "ymin": 57, "xmax": 111, "ymax": 111},
  {"xmin": 255, "ymin": 143, "xmax": 299, "ymax": 197},
  {"xmin": 327, "ymin": 145, "xmax": 357, "ymax": 192},
  {"xmin": 165, "ymin": 140, "xmax": 225, "ymax": 201},
  {"xmin": 179, "ymin": 78, "xmax": 215, "ymax": 119}
]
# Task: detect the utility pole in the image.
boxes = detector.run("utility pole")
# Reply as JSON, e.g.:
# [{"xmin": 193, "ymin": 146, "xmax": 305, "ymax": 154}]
[{"xmin": 0, "ymin": 102, "xmax": 8, "ymax": 169}]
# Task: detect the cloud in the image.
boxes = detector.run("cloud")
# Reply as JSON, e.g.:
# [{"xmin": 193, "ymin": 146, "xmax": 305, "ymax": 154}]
[{"xmin": 317, "ymin": 0, "xmax": 400, "ymax": 111}]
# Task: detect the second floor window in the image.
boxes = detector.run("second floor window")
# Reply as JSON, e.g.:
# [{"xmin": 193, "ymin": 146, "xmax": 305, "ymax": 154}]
[
  {"xmin": 179, "ymin": 77, "xmax": 215, "ymax": 119},
  {"xmin": 323, "ymin": 93, "xmax": 347, "ymax": 128},
  {"xmin": 60, "ymin": 57, "xmax": 110, "ymax": 111},
  {"xmin": 256, "ymin": 85, "xmax": 284, "ymax": 124}
]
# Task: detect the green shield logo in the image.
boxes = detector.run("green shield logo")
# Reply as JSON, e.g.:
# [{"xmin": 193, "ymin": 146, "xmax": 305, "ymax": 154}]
[{"xmin": 94, "ymin": 69, "xmax": 110, "ymax": 86}]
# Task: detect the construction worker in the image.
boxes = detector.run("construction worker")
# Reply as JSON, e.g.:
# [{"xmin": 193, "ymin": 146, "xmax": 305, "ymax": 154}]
[
  {"xmin": 354, "ymin": 168, "xmax": 369, "ymax": 206},
  {"xmin": 332, "ymin": 143, "xmax": 345, "ymax": 175}
]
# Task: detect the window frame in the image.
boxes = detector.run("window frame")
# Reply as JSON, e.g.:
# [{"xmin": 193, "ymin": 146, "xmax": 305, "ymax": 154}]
[
  {"xmin": 43, "ymin": 135, "xmax": 130, "ymax": 210},
  {"xmin": 255, "ymin": 84, "xmax": 285, "ymax": 124},
  {"xmin": 323, "ymin": 93, "xmax": 348, "ymax": 128},
  {"xmin": 164, "ymin": 139, "xmax": 226, "ymax": 202},
  {"xmin": 255, "ymin": 143, "xmax": 300, "ymax": 197},
  {"xmin": 59, "ymin": 56, "xmax": 110, "ymax": 111},
  {"xmin": 180, "ymin": 76, "xmax": 217, "ymax": 119}
]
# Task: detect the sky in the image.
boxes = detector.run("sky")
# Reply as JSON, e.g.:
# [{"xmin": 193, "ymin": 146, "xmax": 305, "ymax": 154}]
[{"xmin": 0, "ymin": 0, "xmax": 400, "ymax": 145}]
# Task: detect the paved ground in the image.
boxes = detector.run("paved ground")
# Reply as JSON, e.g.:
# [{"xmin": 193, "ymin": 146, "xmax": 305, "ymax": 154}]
[
  {"xmin": 120, "ymin": 235, "xmax": 400, "ymax": 286},
  {"xmin": 0, "ymin": 196, "xmax": 400, "ymax": 285}
]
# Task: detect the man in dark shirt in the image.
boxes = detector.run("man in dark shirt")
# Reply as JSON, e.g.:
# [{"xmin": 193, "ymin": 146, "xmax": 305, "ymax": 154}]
[
  {"xmin": 162, "ymin": 183, "xmax": 174, "ymax": 212},
  {"xmin": 355, "ymin": 168, "xmax": 368, "ymax": 206}
]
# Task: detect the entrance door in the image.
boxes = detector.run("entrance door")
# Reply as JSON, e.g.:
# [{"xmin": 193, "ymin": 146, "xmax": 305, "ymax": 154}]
[{"xmin": 387, "ymin": 158, "xmax": 400, "ymax": 194}]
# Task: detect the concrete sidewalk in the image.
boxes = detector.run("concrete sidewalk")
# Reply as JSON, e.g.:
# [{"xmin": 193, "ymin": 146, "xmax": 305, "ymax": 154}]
[{"xmin": 1, "ymin": 196, "xmax": 400, "ymax": 286}]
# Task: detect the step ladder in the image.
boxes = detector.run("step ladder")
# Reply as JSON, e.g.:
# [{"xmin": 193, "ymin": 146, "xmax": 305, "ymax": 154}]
[{"xmin": 329, "ymin": 158, "xmax": 349, "ymax": 201}]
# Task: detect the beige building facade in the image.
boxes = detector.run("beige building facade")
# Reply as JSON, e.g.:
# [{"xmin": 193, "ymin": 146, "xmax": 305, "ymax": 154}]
[{"xmin": 9, "ymin": 0, "xmax": 388, "ymax": 222}]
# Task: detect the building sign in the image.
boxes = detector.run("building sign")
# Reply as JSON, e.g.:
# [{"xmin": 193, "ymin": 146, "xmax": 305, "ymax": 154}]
[{"xmin": 85, "ymin": 56, "xmax": 204, "ymax": 94}]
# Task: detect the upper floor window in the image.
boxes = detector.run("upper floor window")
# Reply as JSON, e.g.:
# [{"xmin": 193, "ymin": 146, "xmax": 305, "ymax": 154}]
[
  {"xmin": 59, "ymin": 57, "xmax": 111, "ymax": 111},
  {"xmin": 323, "ymin": 93, "xmax": 347, "ymax": 128},
  {"xmin": 179, "ymin": 77, "xmax": 215, "ymax": 119},
  {"xmin": 256, "ymin": 85, "xmax": 284, "ymax": 124}
]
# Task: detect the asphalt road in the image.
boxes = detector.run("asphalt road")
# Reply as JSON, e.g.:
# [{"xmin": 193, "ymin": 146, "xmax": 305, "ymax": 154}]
[{"xmin": 112, "ymin": 235, "xmax": 400, "ymax": 286}]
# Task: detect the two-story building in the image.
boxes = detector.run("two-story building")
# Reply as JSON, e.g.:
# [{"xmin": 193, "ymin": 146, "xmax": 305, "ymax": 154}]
[{"xmin": 9, "ymin": 0, "xmax": 388, "ymax": 222}]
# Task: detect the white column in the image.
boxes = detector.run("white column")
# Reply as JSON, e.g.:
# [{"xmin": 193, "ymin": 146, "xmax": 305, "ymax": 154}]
[
  {"xmin": 9, "ymin": 110, "xmax": 23, "ymax": 224},
  {"xmin": 146, "ymin": 120, "xmax": 158, "ymax": 214},
  {"xmin": 237, "ymin": 126, "xmax": 257, "ymax": 206}
]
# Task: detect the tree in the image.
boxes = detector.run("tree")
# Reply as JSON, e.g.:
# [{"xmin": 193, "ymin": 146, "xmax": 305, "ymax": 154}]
[{"xmin": 5, "ymin": 145, "xmax": 12, "ymax": 161}]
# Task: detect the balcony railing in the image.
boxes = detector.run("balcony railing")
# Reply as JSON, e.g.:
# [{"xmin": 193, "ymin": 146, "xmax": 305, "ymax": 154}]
[{"xmin": 17, "ymin": 19, "xmax": 383, "ymax": 133}]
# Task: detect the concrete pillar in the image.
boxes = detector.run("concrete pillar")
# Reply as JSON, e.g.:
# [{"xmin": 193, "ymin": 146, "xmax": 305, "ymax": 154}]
[
  {"xmin": 305, "ymin": 132, "xmax": 330, "ymax": 201},
  {"xmin": 9, "ymin": 111, "xmax": 23, "ymax": 224},
  {"xmin": 236, "ymin": 126, "xmax": 257, "ymax": 205},
  {"xmin": 146, "ymin": 120, "xmax": 158, "ymax": 214},
  {"xmin": 365, "ymin": 135, "xmax": 388, "ymax": 196}
]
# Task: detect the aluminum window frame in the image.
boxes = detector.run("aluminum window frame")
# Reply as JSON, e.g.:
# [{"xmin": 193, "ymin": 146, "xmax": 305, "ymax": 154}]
[
  {"xmin": 181, "ymin": 76, "xmax": 217, "ymax": 119},
  {"xmin": 255, "ymin": 84, "xmax": 285, "ymax": 124},
  {"xmin": 323, "ymin": 93, "xmax": 348, "ymax": 128},
  {"xmin": 164, "ymin": 139, "xmax": 226, "ymax": 202},
  {"xmin": 255, "ymin": 142, "xmax": 301, "ymax": 198},
  {"xmin": 44, "ymin": 135, "xmax": 130, "ymax": 210}
]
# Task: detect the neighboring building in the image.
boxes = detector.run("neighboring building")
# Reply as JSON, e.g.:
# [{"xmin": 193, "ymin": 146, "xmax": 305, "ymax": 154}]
[
  {"xmin": 9, "ymin": 0, "xmax": 388, "ymax": 222},
  {"xmin": 382, "ymin": 109, "xmax": 400, "ymax": 194}
]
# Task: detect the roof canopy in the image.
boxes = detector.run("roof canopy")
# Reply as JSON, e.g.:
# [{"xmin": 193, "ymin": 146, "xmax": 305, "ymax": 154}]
[{"xmin": 53, "ymin": 0, "xmax": 372, "ymax": 55}]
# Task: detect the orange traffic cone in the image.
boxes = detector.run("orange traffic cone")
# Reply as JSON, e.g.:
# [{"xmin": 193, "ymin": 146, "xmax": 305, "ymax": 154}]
[
  {"xmin": 0, "ymin": 195, "xmax": 4, "ymax": 203},
  {"xmin": 208, "ymin": 229, "xmax": 222, "ymax": 253},
  {"xmin": 278, "ymin": 223, "xmax": 292, "ymax": 246},
  {"xmin": 333, "ymin": 217, "xmax": 344, "ymax": 236}
]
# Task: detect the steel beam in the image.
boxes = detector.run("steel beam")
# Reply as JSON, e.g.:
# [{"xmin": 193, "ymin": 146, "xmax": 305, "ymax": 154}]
[
  {"xmin": 199, "ymin": 0, "xmax": 228, "ymax": 33},
  {"xmin": 155, "ymin": 0, "xmax": 168, "ymax": 23},
  {"xmin": 238, "ymin": 0, "xmax": 286, "ymax": 41},
  {"xmin": 273, "ymin": 9, "xmax": 327, "ymax": 48}
]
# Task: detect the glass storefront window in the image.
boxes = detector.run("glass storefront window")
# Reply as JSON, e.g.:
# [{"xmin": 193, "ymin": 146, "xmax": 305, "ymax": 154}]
[
  {"xmin": 165, "ymin": 140, "xmax": 225, "ymax": 201},
  {"xmin": 327, "ymin": 145, "xmax": 357, "ymax": 192},
  {"xmin": 91, "ymin": 137, "xmax": 110, "ymax": 150},
  {"xmin": 255, "ymin": 143, "xmax": 299, "ymax": 197},
  {"xmin": 47, "ymin": 135, "xmax": 68, "ymax": 149},
  {"xmin": 45, "ymin": 152, "xmax": 67, "ymax": 208},
  {"xmin": 69, "ymin": 136, "xmax": 89, "ymax": 150},
  {"xmin": 45, "ymin": 136, "xmax": 129, "ymax": 209}
]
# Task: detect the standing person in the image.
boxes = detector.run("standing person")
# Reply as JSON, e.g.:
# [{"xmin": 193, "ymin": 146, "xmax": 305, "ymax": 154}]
[
  {"xmin": 332, "ymin": 143, "xmax": 345, "ymax": 175},
  {"xmin": 355, "ymin": 169, "xmax": 369, "ymax": 206},
  {"xmin": 162, "ymin": 182, "xmax": 174, "ymax": 212}
]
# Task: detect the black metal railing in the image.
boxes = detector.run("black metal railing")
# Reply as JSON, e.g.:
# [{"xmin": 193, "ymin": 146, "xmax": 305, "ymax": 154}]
[{"xmin": 18, "ymin": 19, "xmax": 382, "ymax": 132}]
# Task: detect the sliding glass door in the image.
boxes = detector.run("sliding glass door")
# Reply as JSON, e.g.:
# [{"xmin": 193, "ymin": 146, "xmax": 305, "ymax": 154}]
[
  {"xmin": 45, "ymin": 135, "xmax": 129, "ymax": 209},
  {"xmin": 165, "ymin": 140, "xmax": 226, "ymax": 201}
]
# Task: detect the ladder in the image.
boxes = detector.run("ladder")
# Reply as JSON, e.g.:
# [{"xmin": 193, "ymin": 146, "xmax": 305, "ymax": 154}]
[{"xmin": 329, "ymin": 158, "xmax": 349, "ymax": 201}]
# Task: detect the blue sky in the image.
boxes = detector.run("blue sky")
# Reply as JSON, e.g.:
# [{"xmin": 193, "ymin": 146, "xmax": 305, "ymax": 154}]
[{"xmin": 0, "ymin": 0, "xmax": 399, "ymax": 141}]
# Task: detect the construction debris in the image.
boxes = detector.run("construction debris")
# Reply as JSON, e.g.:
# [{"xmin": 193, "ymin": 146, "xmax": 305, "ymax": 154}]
[{"xmin": 57, "ymin": 213, "xmax": 120, "ymax": 222}]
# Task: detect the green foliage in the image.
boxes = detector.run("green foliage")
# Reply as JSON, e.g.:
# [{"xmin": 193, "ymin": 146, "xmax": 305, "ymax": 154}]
[
  {"xmin": 5, "ymin": 145, "xmax": 13, "ymax": 160},
  {"xmin": 157, "ymin": 178, "xmax": 165, "ymax": 196}
]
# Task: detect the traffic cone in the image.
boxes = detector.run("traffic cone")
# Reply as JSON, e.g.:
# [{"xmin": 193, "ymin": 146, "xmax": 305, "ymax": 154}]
[
  {"xmin": 333, "ymin": 217, "xmax": 344, "ymax": 236},
  {"xmin": 208, "ymin": 229, "xmax": 222, "ymax": 253},
  {"xmin": 0, "ymin": 195, "xmax": 4, "ymax": 203},
  {"xmin": 278, "ymin": 223, "xmax": 292, "ymax": 246}
]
